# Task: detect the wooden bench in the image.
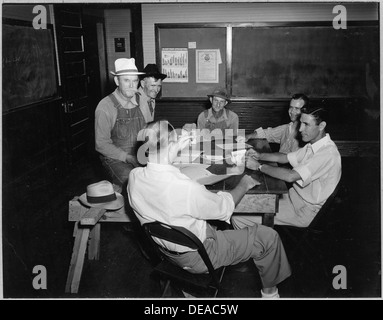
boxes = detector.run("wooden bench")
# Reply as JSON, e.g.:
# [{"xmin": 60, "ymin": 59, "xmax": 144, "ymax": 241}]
[{"xmin": 65, "ymin": 197, "xmax": 131, "ymax": 294}]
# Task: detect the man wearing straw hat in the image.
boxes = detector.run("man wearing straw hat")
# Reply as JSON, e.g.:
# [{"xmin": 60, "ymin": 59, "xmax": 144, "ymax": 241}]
[{"xmin": 95, "ymin": 58, "xmax": 146, "ymax": 193}]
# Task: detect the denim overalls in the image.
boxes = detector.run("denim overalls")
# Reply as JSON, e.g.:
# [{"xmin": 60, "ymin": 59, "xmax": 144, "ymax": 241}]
[
  {"xmin": 101, "ymin": 93, "xmax": 146, "ymax": 191},
  {"xmin": 203, "ymin": 109, "xmax": 231, "ymax": 133},
  {"xmin": 109, "ymin": 93, "xmax": 146, "ymax": 156}
]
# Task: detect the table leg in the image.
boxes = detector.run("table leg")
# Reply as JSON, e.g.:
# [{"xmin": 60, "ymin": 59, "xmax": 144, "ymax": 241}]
[
  {"xmin": 88, "ymin": 223, "xmax": 101, "ymax": 261},
  {"xmin": 65, "ymin": 227, "xmax": 90, "ymax": 294}
]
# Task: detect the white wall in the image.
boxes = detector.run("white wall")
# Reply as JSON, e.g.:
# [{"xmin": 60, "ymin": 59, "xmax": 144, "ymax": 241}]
[
  {"xmin": 141, "ymin": 2, "xmax": 379, "ymax": 64},
  {"xmin": 104, "ymin": 8, "xmax": 132, "ymax": 80}
]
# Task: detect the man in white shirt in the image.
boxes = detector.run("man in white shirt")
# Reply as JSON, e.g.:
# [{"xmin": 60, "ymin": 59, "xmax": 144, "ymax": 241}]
[
  {"xmin": 245, "ymin": 93, "xmax": 309, "ymax": 154},
  {"xmin": 233, "ymin": 104, "xmax": 341, "ymax": 228},
  {"xmin": 128, "ymin": 120, "xmax": 291, "ymax": 298},
  {"xmin": 137, "ymin": 64, "xmax": 167, "ymax": 123}
]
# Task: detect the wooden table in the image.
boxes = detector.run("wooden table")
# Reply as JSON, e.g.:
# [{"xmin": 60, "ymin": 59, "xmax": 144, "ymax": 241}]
[{"xmin": 193, "ymin": 138, "xmax": 288, "ymax": 228}]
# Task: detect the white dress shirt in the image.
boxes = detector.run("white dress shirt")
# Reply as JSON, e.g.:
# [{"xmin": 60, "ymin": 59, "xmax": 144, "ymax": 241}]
[
  {"xmin": 275, "ymin": 133, "xmax": 342, "ymax": 227},
  {"xmin": 128, "ymin": 162, "xmax": 235, "ymax": 252}
]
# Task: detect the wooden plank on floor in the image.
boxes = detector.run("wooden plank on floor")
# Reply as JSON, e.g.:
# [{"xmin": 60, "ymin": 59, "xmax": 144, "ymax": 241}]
[
  {"xmin": 65, "ymin": 228, "xmax": 90, "ymax": 293},
  {"xmin": 88, "ymin": 223, "xmax": 101, "ymax": 260}
]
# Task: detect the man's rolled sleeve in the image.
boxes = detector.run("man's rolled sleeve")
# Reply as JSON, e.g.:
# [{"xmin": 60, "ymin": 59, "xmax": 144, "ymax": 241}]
[
  {"xmin": 255, "ymin": 127, "xmax": 266, "ymax": 138},
  {"xmin": 287, "ymin": 151, "xmax": 299, "ymax": 168},
  {"xmin": 292, "ymin": 166, "xmax": 312, "ymax": 187}
]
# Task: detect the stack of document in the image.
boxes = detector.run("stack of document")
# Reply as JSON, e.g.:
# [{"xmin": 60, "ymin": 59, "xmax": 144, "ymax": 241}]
[
  {"xmin": 173, "ymin": 150, "xmax": 202, "ymax": 164},
  {"xmin": 174, "ymin": 163, "xmax": 244, "ymax": 185},
  {"xmin": 215, "ymin": 142, "xmax": 252, "ymax": 150}
]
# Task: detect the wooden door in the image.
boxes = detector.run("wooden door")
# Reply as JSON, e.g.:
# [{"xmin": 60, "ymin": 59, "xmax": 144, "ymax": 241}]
[{"xmin": 54, "ymin": 4, "xmax": 92, "ymax": 166}]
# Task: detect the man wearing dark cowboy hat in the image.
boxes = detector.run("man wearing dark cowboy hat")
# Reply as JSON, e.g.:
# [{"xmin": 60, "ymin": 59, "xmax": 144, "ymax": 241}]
[
  {"xmin": 197, "ymin": 87, "xmax": 239, "ymax": 136},
  {"xmin": 136, "ymin": 64, "xmax": 167, "ymax": 123}
]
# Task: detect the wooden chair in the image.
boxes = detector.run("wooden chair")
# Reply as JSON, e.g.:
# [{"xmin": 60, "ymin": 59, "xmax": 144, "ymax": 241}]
[
  {"xmin": 275, "ymin": 183, "xmax": 341, "ymax": 277},
  {"xmin": 143, "ymin": 221, "xmax": 226, "ymax": 298}
]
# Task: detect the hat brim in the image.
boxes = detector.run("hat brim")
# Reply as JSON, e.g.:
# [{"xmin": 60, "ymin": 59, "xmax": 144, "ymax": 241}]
[
  {"xmin": 207, "ymin": 94, "xmax": 231, "ymax": 102},
  {"xmin": 111, "ymin": 71, "xmax": 145, "ymax": 76},
  {"xmin": 142, "ymin": 73, "xmax": 167, "ymax": 80},
  {"xmin": 79, "ymin": 192, "xmax": 124, "ymax": 211}
]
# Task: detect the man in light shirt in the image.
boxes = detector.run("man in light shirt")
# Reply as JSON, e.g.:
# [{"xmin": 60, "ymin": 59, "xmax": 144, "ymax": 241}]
[
  {"xmin": 197, "ymin": 87, "xmax": 239, "ymax": 137},
  {"xmin": 95, "ymin": 58, "xmax": 146, "ymax": 192},
  {"xmin": 233, "ymin": 104, "xmax": 341, "ymax": 228},
  {"xmin": 128, "ymin": 120, "xmax": 291, "ymax": 299},
  {"xmin": 245, "ymin": 93, "xmax": 309, "ymax": 154}
]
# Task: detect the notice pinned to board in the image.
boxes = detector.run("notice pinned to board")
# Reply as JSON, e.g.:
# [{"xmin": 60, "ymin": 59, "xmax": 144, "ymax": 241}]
[
  {"xmin": 162, "ymin": 48, "xmax": 188, "ymax": 83},
  {"xmin": 196, "ymin": 49, "xmax": 221, "ymax": 83}
]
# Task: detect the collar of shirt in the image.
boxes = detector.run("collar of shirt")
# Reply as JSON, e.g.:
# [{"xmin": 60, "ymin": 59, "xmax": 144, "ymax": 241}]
[
  {"xmin": 207, "ymin": 108, "xmax": 228, "ymax": 122},
  {"xmin": 138, "ymin": 87, "xmax": 153, "ymax": 104},
  {"xmin": 288, "ymin": 122, "xmax": 294, "ymax": 133},
  {"xmin": 309, "ymin": 133, "xmax": 331, "ymax": 154},
  {"xmin": 147, "ymin": 162, "xmax": 181, "ymax": 173},
  {"xmin": 114, "ymin": 88, "xmax": 139, "ymax": 109}
]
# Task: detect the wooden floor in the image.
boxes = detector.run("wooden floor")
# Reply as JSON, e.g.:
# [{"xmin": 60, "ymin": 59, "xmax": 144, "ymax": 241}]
[{"xmin": 2, "ymin": 155, "xmax": 381, "ymax": 299}]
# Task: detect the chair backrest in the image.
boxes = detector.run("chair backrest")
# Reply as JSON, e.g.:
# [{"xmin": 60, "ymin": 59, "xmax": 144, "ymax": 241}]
[
  {"xmin": 307, "ymin": 182, "xmax": 340, "ymax": 230},
  {"xmin": 143, "ymin": 221, "xmax": 220, "ymax": 285}
]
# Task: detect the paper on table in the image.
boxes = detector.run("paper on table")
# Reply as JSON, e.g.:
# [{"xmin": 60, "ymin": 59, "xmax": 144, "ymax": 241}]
[
  {"xmin": 216, "ymin": 142, "xmax": 252, "ymax": 150},
  {"xmin": 201, "ymin": 154, "xmax": 229, "ymax": 162},
  {"xmin": 176, "ymin": 163, "xmax": 243, "ymax": 185},
  {"xmin": 173, "ymin": 150, "xmax": 202, "ymax": 164}
]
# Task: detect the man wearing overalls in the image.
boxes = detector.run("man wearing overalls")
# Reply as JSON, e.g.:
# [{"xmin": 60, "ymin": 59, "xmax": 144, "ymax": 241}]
[
  {"xmin": 95, "ymin": 58, "xmax": 146, "ymax": 193},
  {"xmin": 197, "ymin": 87, "xmax": 239, "ymax": 138}
]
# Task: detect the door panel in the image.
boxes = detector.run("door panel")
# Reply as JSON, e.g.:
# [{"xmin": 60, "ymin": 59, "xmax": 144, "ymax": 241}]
[{"xmin": 54, "ymin": 4, "xmax": 91, "ymax": 166}]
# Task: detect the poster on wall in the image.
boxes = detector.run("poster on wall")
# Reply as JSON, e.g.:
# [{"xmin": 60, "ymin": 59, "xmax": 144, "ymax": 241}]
[
  {"xmin": 161, "ymin": 48, "xmax": 188, "ymax": 83},
  {"xmin": 114, "ymin": 38, "xmax": 125, "ymax": 52},
  {"xmin": 196, "ymin": 49, "xmax": 220, "ymax": 83}
]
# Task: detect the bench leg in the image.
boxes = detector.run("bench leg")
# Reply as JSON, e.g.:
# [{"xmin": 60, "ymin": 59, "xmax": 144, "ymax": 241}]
[
  {"xmin": 88, "ymin": 223, "xmax": 101, "ymax": 260},
  {"xmin": 65, "ymin": 227, "xmax": 90, "ymax": 294}
]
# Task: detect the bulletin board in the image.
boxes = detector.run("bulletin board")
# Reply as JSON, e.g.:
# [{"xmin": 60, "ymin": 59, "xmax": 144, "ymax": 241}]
[
  {"xmin": 155, "ymin": 24, "xmax": 226, "ymax": 98},
  {"xmin": 155, "ymin": 22, "xmax": 379, "ymax": 99},
  {"xmin": 2, "ymin": 18, "xmax": 59, "ymax": 112},
  {"xmin": 232, "ymin": 24, "xmax": 379, "ymax": 98}
]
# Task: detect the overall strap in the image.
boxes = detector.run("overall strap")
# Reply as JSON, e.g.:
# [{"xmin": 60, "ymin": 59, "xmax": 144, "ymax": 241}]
[
  {"xmin": 134, "ymin": 92, "xmax": 141, "ymax": 108},
  {"xmin": 108, "ymin": 93, "xmax": 122, "ymax": 109},
  {"xmin": 224, "ymin": 109, "xmax": 231, "ymax": 127}
]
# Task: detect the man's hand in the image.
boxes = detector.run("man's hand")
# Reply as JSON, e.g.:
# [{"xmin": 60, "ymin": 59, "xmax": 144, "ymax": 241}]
[
  {"xmin": 246, "ymin": 148, "xmax": 261, "ymax": 160},
  {"xmin": 235, "ymin": 135, "xmax": 246, "ymax": 143},
  {"xmin": 246, "ymin": 157, "xmax": 261, "ymax": 171},
  {"xmin": 245, "ymin": 132, "xmax": 258, "ymax": 142},
  {"xmin": 239, "ymin": 174, "xmax": 261, "ymax": 191},
  {"xmin": 229, "ymin": 174, "xmax": 261, "ymax": 206},
  {"xmin": 177, "ymin": 133, "xmax": 194, "ymax": 150},
  {"xmin": 126, "ymin": 154, "xmax": 140, "ymax": 167}
]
